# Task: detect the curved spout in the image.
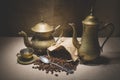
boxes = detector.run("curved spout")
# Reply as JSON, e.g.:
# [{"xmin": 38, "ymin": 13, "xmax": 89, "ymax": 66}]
[
  {"xmin": 68, "ymin": 23, "xmax": 80, "ymax": 49},
  {"xmin": 18, "ymin": 31, "xmax": 32, "ymax": 47}
]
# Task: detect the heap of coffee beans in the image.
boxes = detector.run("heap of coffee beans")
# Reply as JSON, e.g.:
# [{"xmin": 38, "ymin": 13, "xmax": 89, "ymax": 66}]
[{"xmin": 32, "ymin": 55, "xmax": 79, "ymax": 76}]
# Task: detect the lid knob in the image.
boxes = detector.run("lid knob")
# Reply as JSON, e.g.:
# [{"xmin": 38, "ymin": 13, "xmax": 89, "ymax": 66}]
[{"xmin": 82, "ymin": 7, "xmax": 99, "ymax": 25}]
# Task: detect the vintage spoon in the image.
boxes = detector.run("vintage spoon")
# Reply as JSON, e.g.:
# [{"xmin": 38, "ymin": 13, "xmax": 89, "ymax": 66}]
[{"xmin": 39, "ymin": 56, "xmax": 74, "ymax": 74}]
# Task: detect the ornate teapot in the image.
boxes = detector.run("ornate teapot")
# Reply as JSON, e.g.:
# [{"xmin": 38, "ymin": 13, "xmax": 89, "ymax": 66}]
[
  {"xmin": 19, "ymin": 21, "xmax": 62, "ymax": 55},
  {"xmin": 69, "ymin": 9, "xmax": 114, "ymax": 62}
]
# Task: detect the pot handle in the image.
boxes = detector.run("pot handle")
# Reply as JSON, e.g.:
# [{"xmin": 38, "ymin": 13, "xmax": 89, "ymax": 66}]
[
  {"xmin": 55, "ymin": 25, "xmax": 61, "ymax": 30},
  {"xmin": 99, "ymin": 23, "xmax": 115, "ymax": 51},
  {"xmin": 55, "ymin": 28, "xmax": 64, "ymax": 43},
  {"xmin": 52, "ymin": 25, "xmax": 64, "ymax": 45}
]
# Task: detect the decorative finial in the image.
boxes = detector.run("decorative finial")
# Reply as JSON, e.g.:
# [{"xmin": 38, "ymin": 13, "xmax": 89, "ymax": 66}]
[
  {"xmin": 40, "ymin": 16, "xmax": 44, "ymax": 22},
  {"xmin": 90, "ymin": 7, "xmax": 94, "ymax": 16}
]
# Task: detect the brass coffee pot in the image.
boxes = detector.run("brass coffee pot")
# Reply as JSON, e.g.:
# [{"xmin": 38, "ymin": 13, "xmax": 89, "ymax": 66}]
[
  {"xmin": 69, "ymin": 10, "xmax": 114, "ymax": 62},
  {"xmin": 19, "ymin": 21, "xmax": 62, "ymax": 55}
]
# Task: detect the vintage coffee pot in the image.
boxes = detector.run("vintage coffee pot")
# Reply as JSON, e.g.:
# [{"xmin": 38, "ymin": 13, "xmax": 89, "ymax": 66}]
[
  {"xmin": 19, "ymin": 20, "xmax": 62, "ymax": 55},
  {"xmin": 69, "ymin": 9, "xmax": 114, "ymax": 62}
]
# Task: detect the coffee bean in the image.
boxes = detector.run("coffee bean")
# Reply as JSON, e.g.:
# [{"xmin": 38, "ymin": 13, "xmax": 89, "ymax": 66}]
[
  {"xmin": 46, "ymin": 71, "xmax": 49, "ymax": 74},
  {"xmin": 32, "ymin": 66, "xmax": 35, "ymax": 69},
  {"xmin": 55, "ymin": 74, "xmax": 58, "ymax": 77},
  {"xmin": 32, "ymin": 55, "xmax": 79, "ymax": 76},
  {"xmin": 66, "ymin": 72, "xmax": 69, "ymax": 75}
]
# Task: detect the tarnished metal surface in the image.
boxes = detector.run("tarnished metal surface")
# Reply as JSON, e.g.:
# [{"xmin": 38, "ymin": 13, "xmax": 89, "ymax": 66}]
[
  {"xmin": 31, "ymin": 21, "xmax": 54, "ymax": 33},
  {"xmin": 69, "ymin": 9, "xmax": 114, "ymax": 62}
]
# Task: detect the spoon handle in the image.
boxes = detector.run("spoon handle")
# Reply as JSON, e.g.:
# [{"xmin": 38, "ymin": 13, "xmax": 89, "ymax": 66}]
[{"xmin": 50, "ymin": 62, "xmax": 73, "ymax": 74}]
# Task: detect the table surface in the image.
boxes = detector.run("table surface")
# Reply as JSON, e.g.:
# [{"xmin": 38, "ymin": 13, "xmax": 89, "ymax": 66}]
[{"xmin": 0, "ymin": 37, "xmax": 120, "ymax": 80}]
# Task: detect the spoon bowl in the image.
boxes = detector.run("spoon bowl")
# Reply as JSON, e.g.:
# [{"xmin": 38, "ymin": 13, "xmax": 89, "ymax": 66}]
[{"xmin": 39, "ymin": 56, "xmax": 50, "ymax": 63}]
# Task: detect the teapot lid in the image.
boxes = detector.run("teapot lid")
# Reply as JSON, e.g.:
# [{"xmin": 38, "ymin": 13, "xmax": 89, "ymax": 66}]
[
  {"xmin": 82, "ymin": 8, "xmax": 99, "ymax": 25},
  {"xmin": 31, "ymin": 21, "xmax": 54, "ymax": 33}
]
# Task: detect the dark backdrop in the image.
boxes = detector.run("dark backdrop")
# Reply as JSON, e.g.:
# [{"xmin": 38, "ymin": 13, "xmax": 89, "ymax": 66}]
[{"xmin": 0, "ymin": 0, "xmax": 119, "ymax": 37}]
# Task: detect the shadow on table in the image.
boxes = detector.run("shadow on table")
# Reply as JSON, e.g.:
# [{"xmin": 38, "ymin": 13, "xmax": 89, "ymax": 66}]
[
  {"xmin": 81, "ymin": 56, "xmax": 110, "ymax": 66},
  {"xmin": 81, "ymin": 54, "xmax": 120, "ymax": 66},
  {"xmin": 109, "ymin": 57, "xmax": 120, "ymax": 64}
]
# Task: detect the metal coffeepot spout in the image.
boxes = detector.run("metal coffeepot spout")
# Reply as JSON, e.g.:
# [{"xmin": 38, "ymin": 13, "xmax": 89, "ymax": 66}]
[
  {"xmin": 19, "ymin": 20, "xmax": 62, "ymax": 55},
  {"xmin": 69, "ymin": 10, "xmax": 114, "ymax": 62}
]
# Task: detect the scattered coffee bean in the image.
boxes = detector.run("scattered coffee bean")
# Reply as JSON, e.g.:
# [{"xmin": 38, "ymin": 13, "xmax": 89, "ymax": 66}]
[
  {"xmin": 55, "ymin": 74, "xmax": 58, "ymax": 77},
  {"xmin": 32, "ymin": 55, "xmax": 79, "ymax": 76}
]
